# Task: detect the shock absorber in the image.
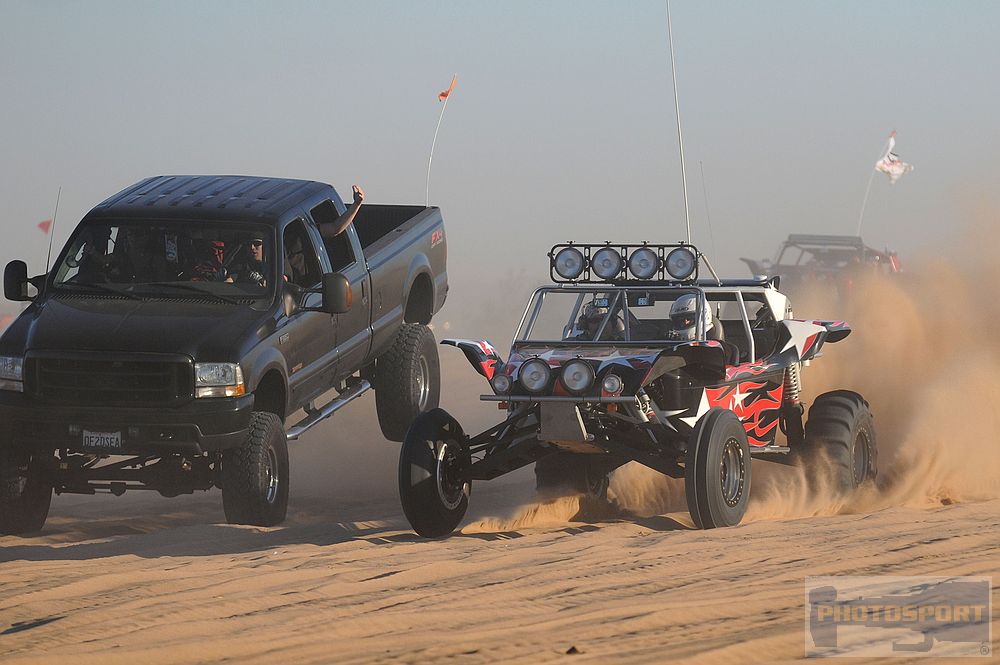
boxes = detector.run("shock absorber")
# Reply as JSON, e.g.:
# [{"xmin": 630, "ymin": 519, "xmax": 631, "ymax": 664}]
[
  {"xmin": 781, "ymin": 363, "xmax": 805, "ymax": 447},
  {"xmin": 783, "ymin": 363, "xmax": 802, "ymax": 405}
]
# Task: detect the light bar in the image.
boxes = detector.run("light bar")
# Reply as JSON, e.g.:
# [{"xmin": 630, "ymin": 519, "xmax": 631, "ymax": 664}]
[{"xmin": 549, "ymin": 242, "xmax": 699, "ymax": 284}]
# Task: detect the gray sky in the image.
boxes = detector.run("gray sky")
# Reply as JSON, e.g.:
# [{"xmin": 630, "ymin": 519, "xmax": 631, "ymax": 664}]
[{"xmin": 2, "ymin": 0, "xmax": 998, "ymax": 332}]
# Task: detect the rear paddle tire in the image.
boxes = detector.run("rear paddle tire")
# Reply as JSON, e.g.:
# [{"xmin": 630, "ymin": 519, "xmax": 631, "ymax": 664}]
[
  {"xmin": 685, "ymin": 408, "xmax": 751, "ymax": 529},
  {"xmin": 535, "ymin": 452, "xmax": 610, "ymax": 501},
  {"xmin": 398, "ymin": 408, "xmax": 470, "ymax": 538},
  {"xmin": 795, "ymin": 390, "xmax": 877, "ymax": 495}
]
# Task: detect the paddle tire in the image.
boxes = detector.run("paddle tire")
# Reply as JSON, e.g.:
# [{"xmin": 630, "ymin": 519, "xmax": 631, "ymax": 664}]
[
  {"xmin": 535, "ymin": 452, "xmax": 610, "ymax": 501},
  {"xmin": 376, "ymin": 324, "xmax": 441, "ymax": 442},
  {"xmin": 685, "ymin": 408, "xmax": 752, "ymax": 529},
  {"xmin": 221, "ymin": 411, "xmax": 289, "ymax": 527},
  {"xmin": 0, "ymin": 449, "xmax": 55, "ymax": 535},
  {"xmin": 398, "ymin": 408, "xmax": 470, "ymax": 538},
  {"xmin": 797, "ymin": 390, "xmax": 877, "ymax": 495}
]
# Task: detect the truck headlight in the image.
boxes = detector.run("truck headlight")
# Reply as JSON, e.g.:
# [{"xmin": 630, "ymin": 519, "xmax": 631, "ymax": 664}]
[
  {"xmin": 0, "ymin": 356, "xmax": 24, "ymax": 392},
  {"xmin": 194, "ymin": 363, "xmax": 246, "ymax": 398}
]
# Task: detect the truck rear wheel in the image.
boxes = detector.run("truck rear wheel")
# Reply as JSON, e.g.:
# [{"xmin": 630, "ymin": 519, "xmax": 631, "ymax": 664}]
[
  {"xmin": 0, "ymin": 450, "xmax": 54, "ymax": 535},
  {"xmin": 221, "ymin": 412, "xmax": 289, "ymax": 527},
  {"xmin": 376, "ymin": 324, "xmax": 440, "ymax": 441},
  {"xmin": 535, "ymin": 452, "xmax": 610, "ymax": 501},
  {"xmin": 685, "ymin": 408, "xmax": 751, "ymax": 529},
  {"xmin": 398, "ymin": 408, "xmax": 469, "ymax": 538},
  {"xmin": 797, "ymin": 390, "xmax": 877, "ymax": 495}
]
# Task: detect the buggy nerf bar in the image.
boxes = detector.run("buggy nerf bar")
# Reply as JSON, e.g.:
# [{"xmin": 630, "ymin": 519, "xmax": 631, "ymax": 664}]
[{"xmin": 480, "ymin": 394, "xmax": 638, "ymax": 403}]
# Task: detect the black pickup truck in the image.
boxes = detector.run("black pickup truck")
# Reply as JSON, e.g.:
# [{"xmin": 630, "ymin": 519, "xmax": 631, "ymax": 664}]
[{"xmin": 0, "ymin": 175, "xmax": 447, "ymax": 533}]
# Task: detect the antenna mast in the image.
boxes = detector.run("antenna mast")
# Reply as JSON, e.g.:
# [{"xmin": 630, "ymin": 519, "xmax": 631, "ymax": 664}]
[
  {"xmin": 666, "ymin": 0, "xmax": 692, "ymax": 244},
  {"xmin": 44, "ymin": 187, "xmax": 62, "ymax": 274}
]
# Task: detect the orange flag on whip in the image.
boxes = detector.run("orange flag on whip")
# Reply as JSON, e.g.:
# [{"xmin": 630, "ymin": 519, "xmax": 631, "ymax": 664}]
[
  {"xmin": 38, "ymin": 219, "xmax": 52, "ymax": 234},
  {"xmin": 438, "ymin": 76, "xmax": 457, "ymax": 102}
]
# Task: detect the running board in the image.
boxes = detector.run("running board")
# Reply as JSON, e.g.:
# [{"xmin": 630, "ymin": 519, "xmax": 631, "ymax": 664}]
[{"xmin": 286, "ymin": 379, "xmax": 371, "ymax": 441}]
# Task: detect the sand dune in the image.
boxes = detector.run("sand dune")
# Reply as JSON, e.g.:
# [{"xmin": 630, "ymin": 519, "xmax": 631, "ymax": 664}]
[{"xmin": 1, "ymin": 487, "xmax": 997, "ymax": 664}]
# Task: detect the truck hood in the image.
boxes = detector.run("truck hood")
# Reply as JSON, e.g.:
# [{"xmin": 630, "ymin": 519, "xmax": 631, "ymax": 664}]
[{"xmin": 21, "ymin": 294, "xmax": 269, "ymax": 360}]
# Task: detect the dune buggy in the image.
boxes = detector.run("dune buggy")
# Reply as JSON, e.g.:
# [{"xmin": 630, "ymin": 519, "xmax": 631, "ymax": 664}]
[{"xmin": 398, "ymin": 242, "xmax": 877, "ymax": 537}]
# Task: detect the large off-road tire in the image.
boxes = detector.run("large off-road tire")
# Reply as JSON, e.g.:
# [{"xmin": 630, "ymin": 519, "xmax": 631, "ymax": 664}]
[
  {"xmin": 797, "ymin": 390, "xmax": 877, "ymax": 495},
  {"xmin": 535, "ymin": 452, "xmax": 611, "ymax": 501},
  {"xmin": 376, "ymin": 324, "xmax": 441, "ymax": 442},
  {"xmin": 685, "ymin": 408, "xmax": 751, "ymax": 529},
  {"xmin": 221, "ymin": 412, "xmax": 289, "ymax": 527},
  {"xmin": 398, "ymin": 408, "xmax": 470, "ymax": 538},
  {"xmin": 0, "ymin": 450, "xmax": 55, "ymax": 535}
]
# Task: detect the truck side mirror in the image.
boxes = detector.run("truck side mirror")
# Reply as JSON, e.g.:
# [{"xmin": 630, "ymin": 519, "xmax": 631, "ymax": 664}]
[
  {"xmin": 322, "ymin": 273, "xmax": 352, "ymax": 314},
  {"xmin": 4, "ymin": 261, "xmax": 30, "ymax": 302}
]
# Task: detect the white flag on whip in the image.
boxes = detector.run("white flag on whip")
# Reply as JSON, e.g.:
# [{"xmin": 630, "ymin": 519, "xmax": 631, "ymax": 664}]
[{"xmin": 875, "ymin": 131, "xmax": 914, "ymax": 184}]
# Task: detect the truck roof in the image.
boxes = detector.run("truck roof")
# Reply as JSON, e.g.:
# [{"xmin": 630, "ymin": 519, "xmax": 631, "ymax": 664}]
[{"xmin": 86, "ymin": 175, "xmax": 334, "ymax": 223}]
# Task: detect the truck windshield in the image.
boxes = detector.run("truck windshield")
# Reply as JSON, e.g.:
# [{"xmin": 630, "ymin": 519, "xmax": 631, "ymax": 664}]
[{"xmin": 52, "ymin": 220, "xmax": 275, "ymax": 301}]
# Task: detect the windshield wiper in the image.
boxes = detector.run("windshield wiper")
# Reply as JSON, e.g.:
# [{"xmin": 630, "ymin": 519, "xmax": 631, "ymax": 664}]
[
  {"xmin": 140, "ymin": 282, "xmax": 245, "ymax": 305},
  {"xmin": 55, "ymin": 281, "xmax": 145, "ymax": 301}
]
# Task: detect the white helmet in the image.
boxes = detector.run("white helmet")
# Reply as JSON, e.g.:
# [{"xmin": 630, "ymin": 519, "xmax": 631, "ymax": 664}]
[{"xmin": 669, "ymin": 293, "xmax": 713, "ymax": 340}]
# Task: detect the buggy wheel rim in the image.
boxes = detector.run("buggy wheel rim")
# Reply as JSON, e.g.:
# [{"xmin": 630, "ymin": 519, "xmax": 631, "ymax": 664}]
[
  {"xmin": 435, "ymin": 441, "xmax": 466, "ymax": 510},
  {"xmin": 720, "ymin": 437, "xmax": 746, "ymax": 507},
  {"xmin": 264, "ymin": 445, "xmax": 280, "ymax": 504},
  {"xmin": 853, "ymin": 431, "xmax": 871, "ymax": 485},
  {"xmin": 416, "ymin": 355, "xmax": 431, "ymax": 412}
]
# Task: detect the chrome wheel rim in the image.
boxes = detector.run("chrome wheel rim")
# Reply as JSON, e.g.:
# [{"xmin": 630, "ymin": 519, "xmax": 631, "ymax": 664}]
[
  {"xmin": 416, "ymin": 355, "xmax": 431, "ymax": 411},
  {"xmin": 264, "ymin": 446, "xmax": 280, "ymax": 504},
  {"xmin": 435, "ymin": 442, "xmax": 467, "ymax": 510},
  {"xmin": 720, "ymin": 437, "xmax": 746, "ymax": 507}
]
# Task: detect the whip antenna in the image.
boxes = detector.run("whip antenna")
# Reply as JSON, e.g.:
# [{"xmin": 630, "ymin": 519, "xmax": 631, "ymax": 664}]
[
  {"xmin": 44, "ymin": 187, "xmax": 62, "ymax": 274},
  {"xmin": 666, "ymin": 0, "xmax": 692, "ymax": 244}
]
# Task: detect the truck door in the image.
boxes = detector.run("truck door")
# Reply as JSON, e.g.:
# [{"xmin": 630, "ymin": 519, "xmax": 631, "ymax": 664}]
[
  {"xmin": 280, "ymin": 218, "xmax": 337, "ymax": 405},
  {"xmin": 316, "ymin": 219, "xmax": 372, "ymax": 378}
]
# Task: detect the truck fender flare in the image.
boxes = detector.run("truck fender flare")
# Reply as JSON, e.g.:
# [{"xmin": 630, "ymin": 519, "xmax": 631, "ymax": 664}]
[
  {"xmin": 247, "ymin": 348, "xmax": 290, "ymax": 408},
  {"xmin": 403, "ymin": 253, "xmax": 434, "ymax": 320}
]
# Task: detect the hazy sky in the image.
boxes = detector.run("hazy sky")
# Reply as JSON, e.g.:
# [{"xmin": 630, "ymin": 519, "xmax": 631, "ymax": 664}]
[{"xmin": 2, "ymin": 0, "xmax": 998, "ymax": 330}]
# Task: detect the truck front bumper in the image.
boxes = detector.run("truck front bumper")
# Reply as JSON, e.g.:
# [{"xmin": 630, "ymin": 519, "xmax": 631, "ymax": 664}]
[{"xmin": 0, "ymin": 391, "xmax": 254, "ymax": 454}]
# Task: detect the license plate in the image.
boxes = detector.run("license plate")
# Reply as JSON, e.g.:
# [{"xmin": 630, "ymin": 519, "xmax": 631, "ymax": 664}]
[{"xmin": 83, "ymin": 430, "xmax": 122, "ymax": 450}]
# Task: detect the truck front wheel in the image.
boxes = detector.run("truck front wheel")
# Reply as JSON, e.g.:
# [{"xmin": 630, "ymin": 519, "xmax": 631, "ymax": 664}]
[
  {"xmin": 375, "ymin": 324, "xmax": 441, "ymax": 441},
  {"xmin": 221, "ymin": 412, "xmax": 289, "ymax": 527},
  {"xmin": 0, "ymin": 450, "xmax": 54, "ymax": 535}
]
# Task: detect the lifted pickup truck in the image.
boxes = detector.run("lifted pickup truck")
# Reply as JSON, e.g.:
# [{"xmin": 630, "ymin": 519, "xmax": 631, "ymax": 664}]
[{"xmin": 0, "ymin": 175, "xmax": 447, "ymax": 533}]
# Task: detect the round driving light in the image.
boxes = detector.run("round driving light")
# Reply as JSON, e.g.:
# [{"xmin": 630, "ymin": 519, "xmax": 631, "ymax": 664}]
[
  {"xmin": 602, "ymin": 373, "xmax": 623, "ymax": 395},
  {"xmin": 560, "ymin": 360, "xmax": 595, "ymax": 394},
  {"xmin": 491, "ymin": 373, "xmax": 511, "ymax": 394},
  {"xmin": 591, "ymin": 247, "xmax": 623, "ymax": 281},
  {"xmin": 628, "ymin": 247, "xmax": 660, "ymax": 279},
  {"xmin": 519, "ymin": 359, "xmax": 552, "ymax": 393},
  {"xmin": 665, "ymin": 247, "xmax": 697, "ymax": 280},
  {"xmin": 553, "ymin": 247, "xmax": 586, "ymax": 280}
]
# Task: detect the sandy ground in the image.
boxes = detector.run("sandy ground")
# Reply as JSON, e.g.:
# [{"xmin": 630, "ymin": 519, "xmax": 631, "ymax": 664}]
[{"xmin": 1, "ymin": 483, "xmax": 998, "ymax": 664}]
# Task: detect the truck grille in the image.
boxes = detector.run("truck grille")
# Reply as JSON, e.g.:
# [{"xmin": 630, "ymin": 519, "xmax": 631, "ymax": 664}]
[{"xmin": 26, "ymin": 355, "xmax": 194, "ymax": 406}]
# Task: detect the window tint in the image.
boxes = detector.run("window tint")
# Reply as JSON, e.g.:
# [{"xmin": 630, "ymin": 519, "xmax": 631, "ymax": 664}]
[{"xmin": 282, "ymin": 220, "xmax": 322, "ymax": 287}]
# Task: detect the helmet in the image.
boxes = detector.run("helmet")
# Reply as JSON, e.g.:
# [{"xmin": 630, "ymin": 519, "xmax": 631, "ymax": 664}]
[{"xmin": 669, "ymin": 293, "xmax": 712, "ymax": 340}]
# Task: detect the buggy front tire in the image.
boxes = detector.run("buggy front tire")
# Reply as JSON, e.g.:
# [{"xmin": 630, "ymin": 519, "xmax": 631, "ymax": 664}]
[
  {"xmin": 797, "ymin": 390, "xmax": 877, "ymax": 495},
  {"xmin": 221, "ymin": 412, "xmax": 289, "ymax": 527},
  {"xmin": 0, "ymin": 450, "xmax": 54, "ymax": 535},
  {"xmin": 398, "ymin": 408, "xmax": 470, "ymax": 538},
  {"xmin": 375, "ymin": 324, "xmax": 441, "ymax": 442},
  {"xmin": 685, "ymin": 408, "xmax": 751, "ymax": 529}
]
